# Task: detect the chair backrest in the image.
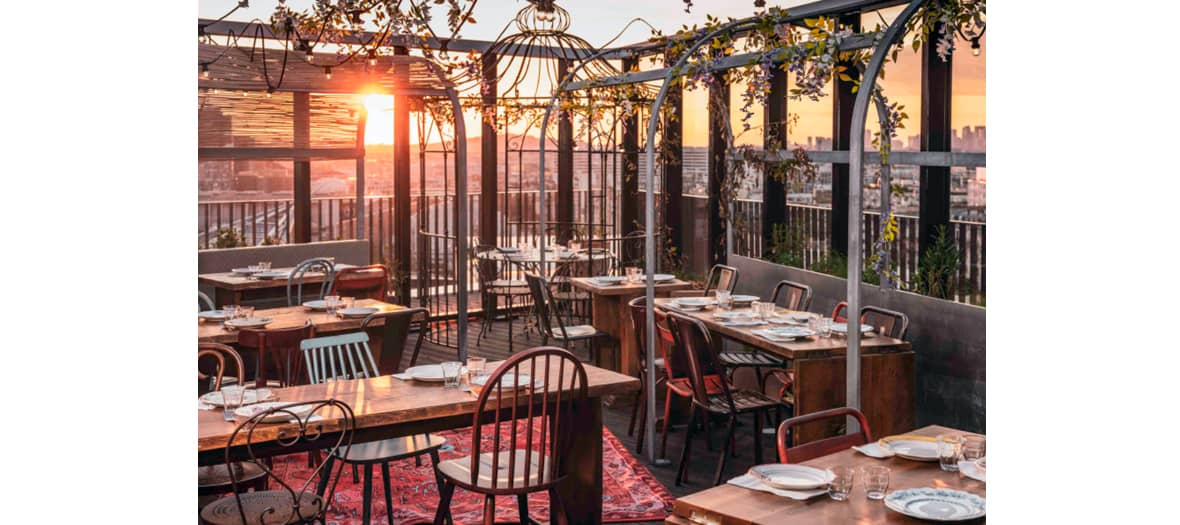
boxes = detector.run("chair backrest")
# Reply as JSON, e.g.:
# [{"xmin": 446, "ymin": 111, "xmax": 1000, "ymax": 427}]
[
  {"xmin": 300, "ymin": 332, "xmax": 379, "ymax": 383},
  {"xmin": 287, "ymin": 257, "xmax": 336, "ymax": 306},
  {"xmin": 776, "ymin": 407, "xmax": 873, "ymax": 464},
  {"xmin": 861, "ymin": 305, "xmax": 909, "ymax": 339},
  {"xmin": 703, "ymin": 264, "xmax": 739, "ymax": 295},
  {"xmin": 471, "ymin": 244, "xmax": 500, "ymax": 288},
  {"xmin": 198, "ymin": 343, "xmax": 244, "ymax": 395},
  {"xmin": 238, "ymin": 322, "xmax": 315, "ymax": 387},
  {"xmin": 330, "ymin": 264, "xmax": 388, "ymax": 300},
  {"xmin": 225, "ymin": 399, "xmax": 354, "ymax": 525},
  {"xmin": 466, "ymin": 346, "xmax": 588, "ymax": 492},
  {"xmin": 770, "ymin": 280, "xmax": 812, "ymax": 311},
  {"xmin": 199, "ymin": 291, "xmax": 215, "ymax": 312},
  {"xmin": 524, "ymin": 273, "xmax": 571, "ymax": 339},
  {"xmin": 362, "ymin": 307, "xmax": 430, "ymax": 373},
  {"xmin": 665, "ymin": 311, "xmax": 736, "ymax": 412},
  {"xmin": 832, "ymin": 301, "xmax": 848, "ymax": 322},
  {"xmin": 626, "ymin": 296, "xmax": 650, "ymax": 374}
]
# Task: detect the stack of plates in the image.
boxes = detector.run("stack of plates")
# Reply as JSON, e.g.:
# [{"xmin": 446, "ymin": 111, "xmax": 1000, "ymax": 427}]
[
  {"xmin": 589, "ymin": 276, "xmax": 626, "ymax": 286},
  {"xmin": 225, "ymin": 317, "xmax": 273, "ymax": 329},
  {"xmin": 730, "ymin": 294, "xmax": 760, "ymax": 306},
  {"xmin": 198, "ymin": 310, "xmax": 229, "ymax": 322},
  {"xmin": 233, "ymin": 402, "xmax": 315, "ymax": 424},
  {"xmin": 885, "ymin": 488, "xmax": 986, "ymax": 521},
  {"xmin": 877, "ymin": 435, "xmax": 940, "ymax": 461},
  {"xmin": 831, "ymin": 322, "xmax": 876, "ymax": 335},
  {"xmin": 230, "ymin": 267, "xmax": 262, "ymax": 276},
  {"xmin": 714, "ymin": 311, "xmax": 762, "ymax": 326},
  {"xmin": 672, "ymin": 297, "xmax": 715, "ymax": 311},
  {"xmin": 302, "ymin": 300, "xmax": 331, "ymax": 310},
  {"xmin": 651, "ymin": 274, "xmax": 676, "ymax": 283},
  {"xmin": 404, "ymin": 365, "xmax": 446, "ymax": 382},
  {"xmin": 337, "ymin": 307, "xmax": 379, "ymax": 319},
  {"xmin": 747, "ymin": 464, "xmax": 833, "ymax": 490},
  {"xmin": 254, "ymin": 271, "xmax": 290, "ymax": 280},
  {"xmin": 752, "ymin": 327, "xmax": 815, "ymax": 342}
]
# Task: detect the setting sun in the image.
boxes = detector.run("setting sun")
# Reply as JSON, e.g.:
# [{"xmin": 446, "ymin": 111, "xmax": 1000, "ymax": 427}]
[{"xmin": 361, "ymin": 93, "xmax": 394, "ymax": 144}]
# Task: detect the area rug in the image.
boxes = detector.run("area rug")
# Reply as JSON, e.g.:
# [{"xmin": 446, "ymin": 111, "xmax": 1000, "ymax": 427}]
[{"xmin": 268, "ymin": 425, "xmax": 673, "ymax": 524}]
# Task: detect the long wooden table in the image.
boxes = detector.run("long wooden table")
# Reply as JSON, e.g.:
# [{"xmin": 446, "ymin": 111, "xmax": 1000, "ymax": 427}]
[
  {"xmin": 667, "ymin": 425, "xmax": 985, "ymax": 524},
  {"xmin": 198, "ymin": 361, "xmax": 640, "ymax": 525},
  {"xmin": 197, "ymin": 298, "xmax": 402, "ymax": 345},
  {"xmin": 570, "ymin": 278, "xmax": 694, "ymax": 376},
  {"xmin": 198, "ymin": 264, "xmax": 354, "ymax": 307},
  {"xmin": 653, "ymin": 298, "xmax": 915, "ymax": 443}
]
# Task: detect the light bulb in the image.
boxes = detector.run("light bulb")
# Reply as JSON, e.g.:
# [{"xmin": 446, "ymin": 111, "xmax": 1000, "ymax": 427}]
[
  {"xmin": 368, "ymin": 52, "xmax": 377, "ymax": 66},
  {"xmin": 971, "ymin": 38, "xmax": 981, "ymax": 57},
  {"xmin": 201, "ymin": 64, "xmax": 210, "ymax": 78},
  {"xmin": 324, "ymin": 67, "xmax": 332, "ymax": 80},
  {"xmin": 266, "ymin": 88, "xmax": 274, "ymax": 98}
]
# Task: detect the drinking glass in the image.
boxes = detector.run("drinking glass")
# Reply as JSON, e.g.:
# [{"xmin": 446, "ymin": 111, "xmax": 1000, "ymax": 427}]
[
  {"xmin": 626, "ymin": 266, "xmax": 642, "ymax": 284},
  {"xmin": 237, "ymin": 305, "xmax": 255, "ymax": 319},
  {"xmin": 962, "ymin": 435, "xmax": 986, "ymax": 462},
  {"xmin": 861, "ymin": 465, "xmax": 890, "ymax": 500},
  {"xmin": 938, "ymin": 433, "xmax": 964, "ymax": 472},
  {"xmin": 467, "ymin": 357, "xmax": 487, "ymax": 379},
  {"xmin": 715, "ymin": 290, "xmax": 733, "ymax": 310},
  {"xmin": 324, "ymin": 295, "xmax": 341, "ymax": 314},
  {"xmin": 441, "ymin": 361, "xmax": 462, "ymax": 388},
  {"xmin": 828, "ymin": 466, "xmax": 855, "ymax": 501},
  {"xmin": 224, "ymin": 305, "xmax": 240, "ymax": 320},
  {"xmin": 259, "ymin": 261, "xmax": 272, "ymax": 271},
  {"xmin": 341, "ymin": 297, "xmax": 356, "ymax": 310},
  {"xmin": 220, "ymin": 385, "xmax": 245, "ymax": 422},
  {"xmin": 815, "ymin": 317, "xmax": 833, "ymax": 338}
]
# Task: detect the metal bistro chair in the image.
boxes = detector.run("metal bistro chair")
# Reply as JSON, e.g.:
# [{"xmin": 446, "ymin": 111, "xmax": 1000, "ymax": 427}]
[
  {"xmin": 330, "ymin": 264, "xmax": 389, "ymax": 301},
  {"xmin": 472, "ymin": 245, "xmax": 532, "ymax": 352},
  {"xmin": 655, "ymin": 305, "xmax": 728, "ymax": 459},
  {"xmin": 287, "ymin": 257, "xmax": 336, "ymax": 307},
  {"xmin": 300, "ymin": 332, "xmax": 447, "ymax": 525},
  {"xmin": 362, "ymin": 307, "xmax": 430, "ymax": 375},
  {"xmin": 776, "ymin": 407, "xmax": 873, "ymax": 464},
  {"xmin": 237, "ymin": 322, "xmax": 315, "ymax": 388},
  {"xmin": 432, "ymin": 346, "xmax": 589, "ymax": 525},
  {"xmin": 199, "ymin": 400, "xmax": 355, "ymax": 525},
  {"xmin": 666, "ymin": 311, "xmax": 787, "ymax": 486},
  {"xmin": 200, "ymin": 291, "xmax": 216, "ymax": 312},
  {"xmin": 669, "ymin": 264, "xmax": 739, "ymax": 298},
  {"xmin": 524, "ymin": 273, "xmax": 608, "ymax": 366},
  {"xmin": 718, "ymin": 279, "xmax": 811, "ymax": 393},
  {"xmin": 197, "ymin": 344, "xmax": 268, "ymax": 498}
]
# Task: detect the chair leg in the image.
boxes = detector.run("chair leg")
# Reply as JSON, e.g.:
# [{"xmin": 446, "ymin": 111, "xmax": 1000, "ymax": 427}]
[
  {"xmin": 660, "ymin": 388, "xmax": 674, "ymax": 460},
  {"xmin": 362, "ymin": 463, "xmax": 374, "ymax": 525},
  {"xmin": 752, "ymin": 410, "xmax": 764, "ymax": 465},
  {"xmin": 482, "ymin": 495, "xmax": 496, "ymax": 525},
  {"xmin": 353, "ymin": 463, "xmax": 361, "ymax": 484},
  {"xmin": 428, "ymin": 450, "xmax": 452, "ymax": 525},
  {"xmin": 713, "ymin": 416, "xmax": 737, "ymax": 486},
  {"xmin": 627, "ymin": 386, "xmax": 641, "ymax": 437},
  {"xmin": 636, "ymin": 383, "xmax": 648, "ymax": 455},
  {"xmin": 382, "ymin": 462, "xmax": 395, "ymax": 525},
  {"xmin": 516, "ymin": 493, "xmax": 529, "ymax": 525},
  {"xmin": 548, "ymin": 487, "xmax": 569, "ymax": 525},
  {"xmin": 316, "ymin": 453, "xmax": 336, "ymax": 497},
  {"xmin": 508, "ymin": 295, "xmax": 514, "ymax": 353},
  {"xmin": 676, "ymin": 408, "xmax": 697, "ymax": 486},
  {"xmin": 703, "ymin": 409, "xmax": 715, "ymax": 452},
  {"xmin": 432, "ymin": 481, "xmax": 455, "ymax": 525}
]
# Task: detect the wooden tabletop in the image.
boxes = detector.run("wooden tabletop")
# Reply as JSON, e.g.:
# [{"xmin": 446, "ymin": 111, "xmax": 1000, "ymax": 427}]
[
  {"xmin": 197, "ymin": 299, "xmax": 403, "ymax": 344},
  {"xmin": 570, "ymin": 277, "xmax": 695, "ymax": 296},
  {"xmin": 653, "ymin": 298, "xmax": 909, "ymax": 360},
  {"xmin": 198, "ymin": 360, "xmax": 640, "ymax": 453},
  {"xmin": 670, "ymin": 425, "xmax": 985, "ymax": 524},
  {"xmin": 198, "ymin": 264, "xmax": 354, "ymax": 291}
]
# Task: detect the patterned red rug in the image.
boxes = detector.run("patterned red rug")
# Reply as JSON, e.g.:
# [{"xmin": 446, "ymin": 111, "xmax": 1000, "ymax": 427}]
[{"xmin": 268, "ymin": 425, "xmax": 673, "ymax": 524}]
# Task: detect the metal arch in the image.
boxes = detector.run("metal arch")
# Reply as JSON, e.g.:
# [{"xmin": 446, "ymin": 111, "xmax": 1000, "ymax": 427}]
[{"xmin": 846, "ymin": 0, "xmax": 925, "ymax": 425}]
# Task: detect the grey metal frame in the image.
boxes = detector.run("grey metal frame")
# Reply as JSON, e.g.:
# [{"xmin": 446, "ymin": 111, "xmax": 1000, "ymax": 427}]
[{"xmin": 287, "ymin": 257, "xmax": 336, "ymax": 306}]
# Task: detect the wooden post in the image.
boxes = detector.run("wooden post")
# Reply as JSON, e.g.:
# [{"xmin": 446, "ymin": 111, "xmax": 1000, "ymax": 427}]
[
  {"xmin": 830, "ymin": 14, "xmax": 861, "ymax": 257},
  {"xmin": 707, "ymin": 72, "xmax": 729, "ymax": 266},
  {"xmin": 762, "ymin": 67, "xmax": 788, "ymax": 257},
  {"xmin": 662, "ymin": 55, "xmax": 684, "ymax": 268},
  {"xmin": 620, "ymin": 56, "xmax": 640, "ymax": 259},
  {"xmin": 557, "ymin": 59, "xmax": 574, "ymax": 244},
  {"xmin": 392, "ymin": 46, "xmax": 412, "ymax": 305},
  {"xmin": 480, "ymin": 52, "xmax": 498, "ymax": 249},
  {"xmin": 293, "ymin": 91, "xmax": 311, "ymax": 243},
  {"xmin": 920, "ymin": 19, "xmax": 952, "ymax": 255}
]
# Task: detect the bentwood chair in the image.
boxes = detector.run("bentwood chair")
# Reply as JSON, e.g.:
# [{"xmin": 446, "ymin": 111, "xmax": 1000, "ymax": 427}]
[
  {"xmin": 669, "ymin": 264, "xmax": 739, "ymax": 298},
  {"xmin": 524, "ymin": 273, "xmax": 608, "ymax": 366},
  {"xmin": 287, "ymin": 258, "xmax": 336, "ymax": 306},
  {"xmin": 330, "ymin": 264, "xmax": 388, "ymax": 301},
  {"xmin": 432, "ymin": 347, "xmax": 589, "ymax": 525},
  {"xmin": 362, "ymin": 307, "xmax": 429, "ymax": 374},
  {"xmin": 300, "ymin": 332, "xmax": 447, "ymax": 525},
  {"xmin": 199, "ymin": 400, "xmax": 355, "ymax": 525},
  {"xmin": 197, "ymin": 344, "xmax": 268, "ymax": 498},
  {"xmin": 472, "ymin": 245, "xmax": 531, "ymax": 352},
  {"xmin": 625, "ymin": 296, "xmax": 668, "ymax": 454},
  {"xmin": 199, "ymin": 291, "xmax": 216, "ymax": 312},
  {"xmin": 666, "ymin": 311, "xmax": 787, "ymax": 486},
  {"xmin": 776, "ymin": 407, "xmax": 873, "ymax": 464},
  {"xmin": 237, "ymin": 322, "xmax": 315, "ymax": 388}
]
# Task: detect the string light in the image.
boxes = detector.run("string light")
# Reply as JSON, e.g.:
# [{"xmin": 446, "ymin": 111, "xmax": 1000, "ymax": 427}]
[
  {"xmin": 970, "ymin": 38, "xmax": 981, "ymax": 56},
  {"xmin": 324, "ymin": 66, "xmax": 332, "ymax": 80},
  {"xmin": 201, "ymin": 63, "xmax": 210, "ymax": 78},
  {"xmin": 266, "ymin": 88, "xmax": 274, "ymax": 98},
  {"xmin": 367, "ymin": 50, "xmax": 378, "ymax": 67},
  {"xmin": 237, "ymin": 1, "xmax": 249, "ymax": 8}
]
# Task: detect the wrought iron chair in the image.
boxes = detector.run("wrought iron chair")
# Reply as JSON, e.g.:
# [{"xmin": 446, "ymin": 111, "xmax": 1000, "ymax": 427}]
[
  {"xmin": 330, "ymin": 264, "xmax": 389, "ymax": 301},
  {"xmin": 776, "ymin": 407, "xmax": 872, "ymax": 464},
  {"xmin": 197, "ymin": 343, "xmax": 268, "ymax": 497},
  {"xmin": 286, "ymin": 257, "xmax": 336, "ymax": 306},
  {"xmin": 199, "ymin": 400, "xmax": 355, "ymax": 525},
  {"xmin": 669, "ymin": 264, "xmax": 739, "ymax": 298},
  {"xmin": 472, "ymin": 244, "xmax": 531, "ymax": 352},
  {"xmin": 666, "ymin": 311, "xmax": 787, "ymax": 486},
  {"xmin": 237, "ymin": 322, "xmax": 315, "ymax": 388},
  {"xmin": 300, "ymin": 332, "xmax": 447, "ymax": 525},
  {"xmin": 432, "ymin": 346, "xmax": 589, "ymax": 525},
  {"xmin": 524, "ymin": 273, "xmax": 608, "ymax": 366},
  {"xmin": 625, "ymin": 296, "xmax": 668, "ymax": 455},
  {"xmin": 362, "ymin": 307, "xmax": 429, "ymax": 374},
  {"xmin": 200, "ymin": 291, "xmax": 216, "ymax": 312}
]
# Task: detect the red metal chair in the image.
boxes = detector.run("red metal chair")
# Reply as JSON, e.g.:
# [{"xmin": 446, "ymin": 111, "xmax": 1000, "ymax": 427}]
[
  {"xmin": 237, "ymin": 323, "xmax": 315, "ymax": 387},
  {"xmin": 431, "ymin": 346, "xmax": 588, "ymax": 525},
  {"xmin": 656, "ymin": 306, "xmax": 726, "ymax": 459},
  {"xmin": 330, "ymin": 264, "xmax": 389, "ymax": 301},
  {"xmin": 776, "ymin": 407, "xmax": 873, "ymax": 464}
]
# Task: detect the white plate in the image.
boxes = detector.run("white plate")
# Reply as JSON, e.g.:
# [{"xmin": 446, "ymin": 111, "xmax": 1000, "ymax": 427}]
[
  {"xmin": 405, "ymin": 364, "xmax": 447, "ymax": 382},
  {"xmin": 254, "ymin": 271, "xmax": 291, "ymax": 280},
  {"xmin": 337, "ymin": 307, "xmax": 379, "ymax": 318},
  {"xmin": 766, "ymin": 316, "xmax": 800, "ymax": 325},
  {"xmin": 653, "ymin": 274, "xmax": 676, "ymax": 283},
  {"xmin": 752, "ymin": 327, "xmax": 814, "ymax": 341},
  {"xmin": 714, "ymin": 311, "xmax": 759, "ymax": 320},
  {"xmin": 675, "ymin": 298, "xmax": 715, "ymax": 308},
  {"xmin": 748, "ymin": 464, "xmax": 834, "ymax": 491},
  {"xmin": 590, "ymin": 276, "xmax": 625, "ymax": 285},
  {"xmin": 200, "ymin": 388, "xmax": 275, "ymax": 407},
  {"xmin": 225, "ymin": 317, "xmax": 273, "ymax": 329},
  {"xmin": 730, "ymin": 295, "xmax": 760, "ymax": 304},
  {"xmin": 231, "ymin": 267, "xmax": 262, "ymax": 276},
  {"xmin": 885, "ymin": 488, "xmax": 985, "ymax": 521},
  {"xmin": 470, "ymin": 373, "xmax": 539, "ymax": 393},
  {"xmin": 198, "ymin": 310, "xmax": 229, "ymax": 322},
  {"xmin": 787, "ymin": 313, "xmax": 813, "ymax": 323},
  {"xmin": 234, "ymin": 402, "xmax": 315, "ymax": 423},
  {"xmin": 831, "ymin": 322, "xmax": 875, "ymax": 334},
  {"xmin": 975, "ymin": 457, "xmax": 986, "ymax": 472},
  {"xmin": 879, "ymin": 436, "xmax": 940, "ymax": 461},
  {"xmin": 958, "ymin": 459, "xmax": 986, "ymax": 483},
  {"xmin": 303, "ymin": 300, "xmax": 331, "ymax": 310}
]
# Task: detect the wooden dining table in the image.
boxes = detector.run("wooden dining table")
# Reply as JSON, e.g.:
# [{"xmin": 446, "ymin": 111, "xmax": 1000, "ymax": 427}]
[
  {"xmin": 198, "ymin": 264, "xmax": 354, "ymax": 307},
  {"xmin": 198, "ymin": 361, "xmax": 640, "ymax": 525},
  {"xmin": 197, "ymin": 298, "xmax": 402, "ymax": 345},
  {"xmin": 666, "ymin": 425, "xmax": 985, "ymax": 524},
  {"xmin": 570, "ymin": 277, "xmax": 694, "ymax": 376},
  {"xmin": 653, "ymin": 298, "xmax": 915, "ymax": 443}
]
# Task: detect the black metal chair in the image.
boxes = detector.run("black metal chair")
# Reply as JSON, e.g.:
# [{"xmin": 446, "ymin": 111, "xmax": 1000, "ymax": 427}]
[
  {"xmin": 362, "ymin": 307, "xmax": 429, "ymax": 374},
  {"xmin": 769, "ymin": 279, "xmax": 812, "ymax": 312},
  {"xmin": 524, "ymin": 273, "xmax": 609, "ymax": 366},
  {"xmin": 472, "ymin": 245, "xmax": 532, "ymax": 352},
  {"xmin": 670, "ymin": 264, "xmax": 739, "ymax": 298},
  {"xmin": 199, "ymin": 400, "xmax": 355, "ymax": 525},
  {"xmin": 718, "ymin": 279, "xmax": 810, "ymax": 391},
  {"xmin": 286, "ymin": 257, "xmax": 336, "ymax": 306}
]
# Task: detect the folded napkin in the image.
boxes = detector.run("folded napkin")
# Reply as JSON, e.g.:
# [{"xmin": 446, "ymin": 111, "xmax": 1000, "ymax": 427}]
[
  {"xmin": 958, "ymin": 460, "xmax": 986, "ymax": 482},
  {"xmin": 852, "ymin": 442, "xmax": 894, "ymax": 459},
  {"xmin": 727, "ymin": 474, "xmax": 827, "ymax": 501},
  {"xmin": 392, "ymin": 373, "xmax": 411, "ymax": 381}
]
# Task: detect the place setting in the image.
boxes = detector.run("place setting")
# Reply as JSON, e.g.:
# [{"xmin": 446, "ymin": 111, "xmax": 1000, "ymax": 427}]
[
  {"xmin": 216, "ymin": 305, "xmax": 272, "ymax": 331},
  {"xmin": 623, "ymin": 267, "xmax": 676, "ymax": 284},
  {"xmin": 229, "ymin": 261, "xmax": 272, "ymax": 278}
]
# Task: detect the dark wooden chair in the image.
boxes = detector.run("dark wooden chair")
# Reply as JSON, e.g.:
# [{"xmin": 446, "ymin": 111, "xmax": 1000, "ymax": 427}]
[
  {"xmin": 666, "ymin": 311, "xmax": 787, "ymax": 486},
  {"xmin": 286, "ymin": 257, "xmax": 336, "ymax": 306},
  {"xmin": 197, "ymin": 344, "xmax": 268, "ymax": 498},
  {"xmin": 776, "ymin": 407, "xmax": 873, "ymax": 464},
  {"xmin": 432, "ymin": 346, "xmax": 589, "ymax": 525},
  {"xmin": 199, "ymin": 399, "xmax": 355, "ymax": 525},
  {"xmin": 770, "ymin": 280, "xmax": 812, "ymax": 311},
  {"xmin": 524, "ymin": 273, "xmax": 608, "ymax": 366},
  {"xmin": 669, "ymin": 264, "xmax": 739, "ymax": 298},
  {"xmin": 362, "ymin": 307, "xmax": 429, "ymax": 374},
  {"xmin": 330, "ymin": 264, "xmax": 388, "ymax": 301},
  {"xmin": 237, "ymin": 323, "xmax": 315, "ymax": 388},
  {"xmin": 625, "ymin": 296, "xmax": 668, "ymax": 455},
  {"xmin": 472, "ymin": 245, "xmax": 532, "ymax": 352}
]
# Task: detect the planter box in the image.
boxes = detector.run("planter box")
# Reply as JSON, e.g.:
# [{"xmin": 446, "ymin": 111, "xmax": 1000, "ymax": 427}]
[{"xmin": 730, "ymin": 255, "xmax": 985, "ymax": 434}]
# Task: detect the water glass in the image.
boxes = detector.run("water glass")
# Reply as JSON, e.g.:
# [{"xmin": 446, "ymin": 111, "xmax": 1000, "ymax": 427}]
[
  {"xmin": 715, "ymin": 290, "xmax": 733, "ymax": 310},
  {"xmin": 237, "ymin": 305, "xmax": 255, "ymax": 319},
  {"xmin": 962, "ymin": 435, "xmax": 986, "ymax": 462},
  {"xmin": 224, "ymin": 305, "xmax": 240, "ymax": 320},
  {"xmin": 220, "ymin": 385, "xmax": 245, "ymax": 422},
  {"xmin": 828, "ymin": 466, "xmax": 855, "ymax": 501},
  {"xmin": 259, "ymin": 261, "xmax": 272, "ymax": 271},
  {"xmin": 753, "ymin": 301, "xmax": 775, "ymax": 321},
  {"xmin": 467, "ymin": 357, "xmax": 487, "ymax": 379},
  {"xmin": 341, "ymin": 296, "xmax": 356, "ymax": 310},
  {"xmin": 938, "ymin": 433, "xmax": 964, "ymax": 472},
  {"xmin": 441, "ymin": 361, "xmax": 462, "ymax": 388},
  {"xmin": 861, "ymin": 465, "xmax": 890, "ymax": 500},
  {"xmin": 625, "ymin": 266, "xmax": 642, "ymax": 283},
  {"xmin": 324, "ymin": 295, "xmax": 341, "ymax": 314},
  {"xmin": 810, "ymin": 316, "xmax": 832, "ymax": 337}
]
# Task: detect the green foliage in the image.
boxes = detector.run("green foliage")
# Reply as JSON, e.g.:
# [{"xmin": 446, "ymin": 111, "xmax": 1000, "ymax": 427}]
[
  {"xmin": 767, "ymin": 223, "xmax": 805, "ymax": 268},
  {"xmin": 214, "ymin": 227, "xmax": 246, "ymax": 249},
  {"xmin": 261, "ymin": 236, "xmax": 280, "ymax": 246},
  {"xmin": 808, "ymin": 251, "xmax": 883, "ymax": 285},
  {"xmin": 910, "ymin": 226, "xmax": 963, "ymax": 300}
]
